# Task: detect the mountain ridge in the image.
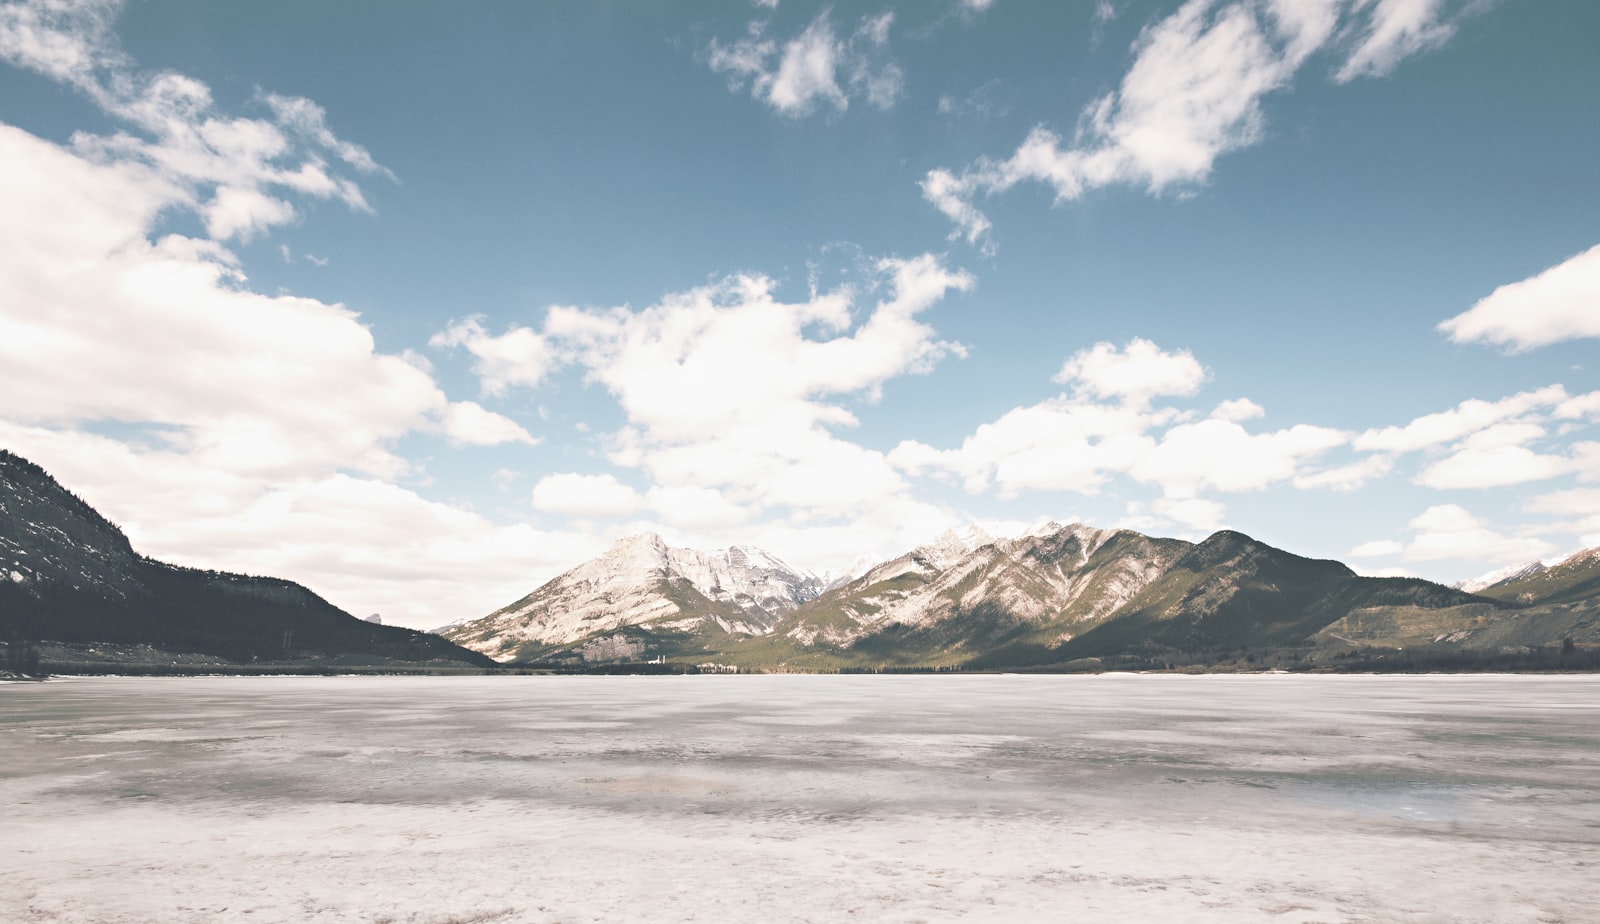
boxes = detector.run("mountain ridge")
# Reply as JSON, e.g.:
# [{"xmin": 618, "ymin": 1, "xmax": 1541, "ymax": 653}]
[
  {"xmin": 0, "ymin": 449, "xmax": 492, "ymax": 669},
  {"xmin": 445, "ymin": 522, "xmax": 1600, "ymax": 671}
]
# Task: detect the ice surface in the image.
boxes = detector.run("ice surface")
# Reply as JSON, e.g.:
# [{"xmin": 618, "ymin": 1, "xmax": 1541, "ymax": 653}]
[{"xmin": 3, "ymin": 674, "xmax": 1598, "ymax": 922}]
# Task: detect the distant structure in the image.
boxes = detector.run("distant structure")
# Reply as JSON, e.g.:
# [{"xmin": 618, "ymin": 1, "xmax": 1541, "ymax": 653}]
[{"xmin": 364, "ymin": 613, "xmax": 383, "ymax": 625}]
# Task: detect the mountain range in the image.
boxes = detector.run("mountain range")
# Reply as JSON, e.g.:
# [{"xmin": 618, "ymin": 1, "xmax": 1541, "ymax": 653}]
[
  {"xmin": 441, "ymin": 524, "xmax": 1600, "ymax": 672},
  {"xmin": 4, "ymin": 446, "xmax": 1596, "ymax": 674},
  {"xmin": 0, "ymin": 449, "xmax": 491, "ymax": 670}
]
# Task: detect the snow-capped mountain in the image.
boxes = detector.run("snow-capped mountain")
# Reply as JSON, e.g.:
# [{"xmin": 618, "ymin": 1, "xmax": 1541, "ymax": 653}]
[
  {"xmin": 1462, "ymin": 546, "xmax": 1600, "ymax": 607},
  {"xmin": 440, "ymin": 533, "xmax": 824, "ymax": 661},
  {"xmin": 775, "ymin": 523, "xmax": 1188, "ymax": 650},
  {"xmin": 1455, "ymin": 560, "xmax": 1552, "ymax": 594},
  {"xmin": 449, "ymin": 521, "xmax": 1600, "ymax": 670}
]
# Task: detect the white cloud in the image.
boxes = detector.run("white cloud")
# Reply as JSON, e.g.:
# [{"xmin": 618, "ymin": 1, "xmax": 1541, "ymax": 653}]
[
  {"xmin": 0, "ymin": 0, "xmax": 389, "ymax": 243},
  {"xmin": 1055, "ymin": 338, "xmax": 1207, "ymax": 407},
  {"xmin": 1348, "ymin": 396, "xmax": 1596, "ymax": 491},
  {"xmin": 1416, "ymin": 444, "xmax": 1573, "ymax": 491},
  {"xmin": 1350, "ymin": 539, "xmax": 1403, "ymax": 557},
  {"xmin": 1126, "ymin": 496, "xmax": 1228, "ymax": 533},
  {"xmin": 1336, "ymin": 0, "xmax": 1460, "ymax": 82},
  {"xmin": 542, "ymin": 255, "xmax": 971, "ymax": 446},
  {"xmin": 892, "ymin": 338, "xmax": 1347, "ymax": 501},
  {"xmin": 1437, "ymin": 243, "xmax": 1600, "ymax": 351},
  {"xmin": 1526, "ymin": 488, "xmax": 1600, "ymax": 549},
  {"xmin": 0, "ymin": 125, "xmax": 466, "ymax": 481},
  {"xmin": 433, "ymin": 254, "xmax": 976, "ymax": 575},
  {"xmin": 889, "ymin": 394, "xmax": 1170, "ymax": 496},
  {"xmin": 1293, "ymin": 453, "xmax": 1393, "ymax": 491},
  {"xmin": 0, "ymin": 6, "xmax": 561, "ymax": 629},
  {"xmin": 441, "ymin": 402, "xmax": 536, "ymax": 447},
  {"xmin": 924, "ymin": 0, "xmax": 1468, "ymax": 246},
  {"xmin": 1211, "ymin": 398, "xmax": 1265, "ymax": 422},
  {"xmin": 1353, "ymin": 386, "xmax": 1567, "ymax": 453},
  {"xmin": 1131, "ymin": 419, "xmax": 1349, "ymax": 497},
  {"xmin": 0, "ymin": 422, "xmax": 595, "ymax": 630},
  {"xmin": 705, "ymin": 9, "xmax": 903, "ymax": 117},
  {"xmin": 531, "ymin": 473, "xmax": 643, "ymax": 519},
  {"xmin": 1401, "ymin": 503, "xmax": 1555, "ymax": 564},
  {"xmin": 430, "ymin": 317, "xmax": 558, "ymax": 397}
]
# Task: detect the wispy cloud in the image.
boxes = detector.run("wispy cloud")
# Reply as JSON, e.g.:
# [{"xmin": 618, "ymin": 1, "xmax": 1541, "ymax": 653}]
[
  {"xmin": 705, "ymin": 8, "xmax": 904, "ymax": 117},
  {"xmin": 0, "ymin": 0, "xmax": 391, "ymax": 241},
  {"xmin": 924, "ymin": 0, "xmax": 1474, "ymax": 248}
]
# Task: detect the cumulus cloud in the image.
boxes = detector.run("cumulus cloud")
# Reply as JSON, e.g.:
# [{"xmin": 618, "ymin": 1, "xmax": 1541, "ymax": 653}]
[
  {"xmin": 1415, "ymin": 439, "xmax": 1573, "ymax": 491},
  {"xmin": 1526, "ymin": 488, "xmax": 1600, "ymax": 549},
  {"xmin": 1125, "ymin": 496, "xmax": 1228, "ymax": 534},
  {"xmin": 0, "ymin": 422, "xmax": 597, "ymax": 629},
  {"xmin": 1211, "ymin": 398, "xmax": 1265, "ymax": 422},
  {"xmin": 0, "ymin": 3, "xmax": 550, "ymax": 627},
  {"xmin": 705, "ymin": 8, "xmax": 904, "ymax": 117},
  {"xmin": 1350, "ymin": 539, "xmax": 1403, "ymax": 557},
  {"xmin": 0, "ymin": 125, "xmax": 493, "ymax": 481},
  {"xmin": 430, "ymin": 317, "xmax": 558, "ymax": 397},
  {"xmin": 442, "ymin": 402, "xmax": 536, "ymax": 447},
  {"xmin": 431, "ymin": 254, "xmax": 977, "ymax": 572},
  {"xmin": 1055, "ymin": 338, "xmax": 1206, "ymax": 407},
  {"xmin": 924, "ymin": 0, "xmax": 1471, "ymax": 246},
  {"xmin": 1437, "ymin": 243, "xmax": 1600, "ymax": 351},
  {"xmin": 531, "ymin": 473, "xmax": 644, "ymax": 519},
  {"xmin": 1131, "ymin": 418, "xmax": 1348, "ymax": 498},
  {"xmin": 890, "ymin": 338, "xmax": 1348, "ymax": 515},
  {"xmin": 1401, "ymin": 504, "xmax": 1555, "ymax": 564}
]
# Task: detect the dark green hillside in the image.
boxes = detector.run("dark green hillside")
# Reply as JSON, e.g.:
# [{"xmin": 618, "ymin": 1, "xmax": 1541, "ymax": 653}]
[
  {"xmin": 0, "ymin": 449, "xmax": 492, "ymax": 668},
  {"xmin": 1052, "ymin": 531, "xmax": 1499, "ymax": 661}
]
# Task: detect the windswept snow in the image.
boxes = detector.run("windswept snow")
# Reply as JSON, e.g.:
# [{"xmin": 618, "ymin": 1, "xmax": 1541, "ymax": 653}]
[{"xmin": 3, "ymin": 674, "xmax": 1597, "ymax": 923}]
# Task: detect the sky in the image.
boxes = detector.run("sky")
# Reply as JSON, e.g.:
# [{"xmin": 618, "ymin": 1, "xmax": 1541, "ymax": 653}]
[{"xmin": 1, "ymin": 0, "xmax": 1597, "ymax": 630}]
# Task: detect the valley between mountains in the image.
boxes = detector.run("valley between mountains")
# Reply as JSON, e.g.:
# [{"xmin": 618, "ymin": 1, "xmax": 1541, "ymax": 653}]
[{"xmin": 4, "ymin": 447, "xmax": 1597, "ymax": 674}]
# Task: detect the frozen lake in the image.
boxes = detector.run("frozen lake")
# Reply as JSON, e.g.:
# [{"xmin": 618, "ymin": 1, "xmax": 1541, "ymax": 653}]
[{"xmin": 3, "ymin": 674, "xmax": 1597, "ymax": 923}]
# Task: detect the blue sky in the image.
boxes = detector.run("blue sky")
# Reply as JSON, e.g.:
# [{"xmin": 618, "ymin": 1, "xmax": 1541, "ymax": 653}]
[{"xmin": 2, "ymin": 0, "xmax": 1597, "ymax": 629}]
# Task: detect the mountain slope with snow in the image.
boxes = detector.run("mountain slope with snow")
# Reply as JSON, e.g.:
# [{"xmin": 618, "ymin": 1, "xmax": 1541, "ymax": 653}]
[
  {"xmin": 441, "ymin": 533, "xmax": 824, "ymax": 662},
  {"xmin": 1471, "ymin": 546, "xmax": 1600, "ymax": 607}
]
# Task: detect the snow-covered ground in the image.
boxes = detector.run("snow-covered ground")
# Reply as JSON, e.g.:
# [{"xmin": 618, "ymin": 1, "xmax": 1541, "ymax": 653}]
[{"xmin": 3, "ymin": 674, "xmax": 1597, "ymax": 923}]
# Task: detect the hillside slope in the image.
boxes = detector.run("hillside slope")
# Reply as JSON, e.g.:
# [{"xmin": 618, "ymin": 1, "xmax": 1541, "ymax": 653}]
[{"xmin": 0, "ymin": 449, "xmax": 492, "ymax": 668}]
